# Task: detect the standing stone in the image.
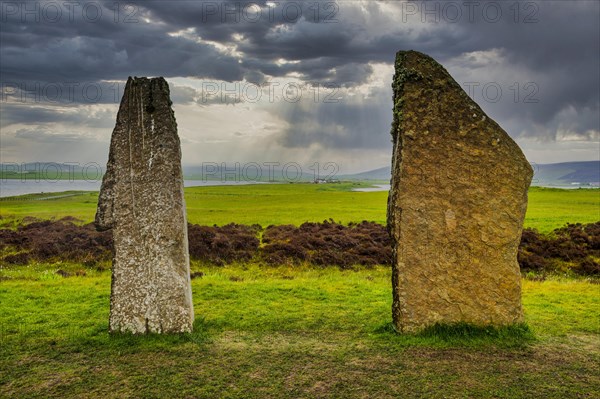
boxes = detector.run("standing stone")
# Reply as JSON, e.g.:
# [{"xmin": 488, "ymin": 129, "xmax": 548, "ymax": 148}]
[
  {"xmin": 96, "ymin": 77, "xmax": 194, "ymax": 334},
  {"xmin": 387, "ymin": 51, "xmax": 533, "ymax": 332}
]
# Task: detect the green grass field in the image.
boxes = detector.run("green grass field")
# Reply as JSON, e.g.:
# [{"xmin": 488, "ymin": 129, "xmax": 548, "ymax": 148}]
[
  {"xmin": 1, "ymin": 266, "xmax": 598, "ymax": 398},
  {"xmin": 1, "ymin": 184, "xmax": 599, "ymax": 397},
  {"xmin": 1, "ymin": 184, "xmax": 598, "ymax": 232}
]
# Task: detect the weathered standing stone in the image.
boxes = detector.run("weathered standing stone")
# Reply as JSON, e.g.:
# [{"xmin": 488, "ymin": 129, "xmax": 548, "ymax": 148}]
[
  {"xmin": 96, "ymin": 77, "xmax": 194, "ymax": 334},
  {"xmin": 387, "ymin": 51, "xmax": 533, "ymax": 332}
]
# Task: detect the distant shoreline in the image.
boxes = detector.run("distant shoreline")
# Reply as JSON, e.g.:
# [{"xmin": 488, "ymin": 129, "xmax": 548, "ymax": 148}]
[
  {"xmin": 0, "ymin": 180, "xmax": 273, "ymax": 198},
  {"xmin": 1, "ymin": 179, "xmax": 598, "ymax": 199}
]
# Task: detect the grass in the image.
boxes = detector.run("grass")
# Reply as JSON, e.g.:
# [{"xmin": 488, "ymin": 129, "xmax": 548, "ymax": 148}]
[
  {"xmin": 1, "ymin": 184, "xmax": 598, "ymax": 232},
  {"xmin": 525, "ymin": 187, "xmax": 600, "ymax": 232},
  {"xmin": 1, "ymin": 183, "xmax": 599, "ymax": 397},
  {"xmin": 1, "ymin": 265, "xmax": 599, "ymax": 398}
]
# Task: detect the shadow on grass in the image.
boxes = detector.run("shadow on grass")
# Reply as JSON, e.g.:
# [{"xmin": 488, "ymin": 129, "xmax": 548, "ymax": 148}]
[
  {"xmin": 1, "ymin": 318, "xmax": 219, "ymax": 358},
  {"xmin": 3, "ymin": 318, "xmax": 535, "ymax": 354},
  {"xmin": 372, "ymin": 322, "xmax": 536, "ymax": 349},
  {"xmin": 57, "ymin": 317, "xmax": 216, "ymax": 353}
]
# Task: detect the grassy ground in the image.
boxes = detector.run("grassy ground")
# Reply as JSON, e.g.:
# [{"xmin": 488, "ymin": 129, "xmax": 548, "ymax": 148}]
[
  {"xmin": 1, "ymin": 184, "xmax": 598, "ymax": 232},
  {"xmin": 1, "ymin": 184, "xmax": 599, "ymax": 397},
  {"xmin": 526, "ymin": 188, "xmax": 600, "ymax": 232},
  {"xmin": 1, "ymin": 265, "xmax": 599, "ymax": 398}
]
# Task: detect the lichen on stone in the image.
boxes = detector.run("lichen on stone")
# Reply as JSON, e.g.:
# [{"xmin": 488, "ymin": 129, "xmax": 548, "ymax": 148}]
[
  {"xmin": 387, "ymin": 50, "xmax": 533, "ymax": 333},
  {"xmin": 96, "ymin": 77, "xmax": 194, "ymax": 334}
]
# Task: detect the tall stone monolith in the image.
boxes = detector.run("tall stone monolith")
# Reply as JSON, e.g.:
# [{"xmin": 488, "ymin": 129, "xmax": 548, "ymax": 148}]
[
  {"xmin": 96, "ymin": 77, "xmax": 194, "ymax": 334},
  {"xmin": 387, "ymin": 51, "xmax": 533, "ymax": 332}
]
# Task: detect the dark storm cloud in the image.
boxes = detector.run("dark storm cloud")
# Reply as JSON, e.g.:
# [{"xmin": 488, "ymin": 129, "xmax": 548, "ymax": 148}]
[
  {"xmin": 0, "ymin": 1, "xmax": 245, "ymax": 86},
  {"xmin": 0, "ymin": 0, "xmax": 598, "ymax": 153},
  {"xmin": 277, "ymin": 86, "xmax": 392, "ymax": 150},
  {"xmin": 0, "ymin": 103, "xmax": 115, "ymax": 129},
  {"xmin": 0, "ymin": 104, "xmax": 64, "ymax": 127},
  {"xmin": 2, "ymin": 1, "xmax": 598, "ymax": 90},
  {"xmin": 0, "ymin": 1, "xmax": 380, "ymax": 87},
  {"xmin": 1, "ymin": 79, "xmax": 126, "ymax": 105},
  {"xmin": 442, "ymin": 1, "xmax": 600, "ymax": 130}
]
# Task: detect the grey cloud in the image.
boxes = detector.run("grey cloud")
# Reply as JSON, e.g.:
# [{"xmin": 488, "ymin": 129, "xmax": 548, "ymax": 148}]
[
  {"xmin": 1, "ymin": 104, "xmax": 116, "ymax": 129},
  {"xmin": 0, "ymin": 0, "xmax": 598, "ymax": 160},
  {"xmin": 145, "ymin": 0, "xmax": 598, "ymax": 140},
  {"xmin": 1, "ymin": 2, "xmax": 246, "ymax": 85},
  {"xmin": 1, "ymin": 80, "xmax": 125, "ymax": 105},
  {"xmin": 243, "ymin": 70, "xmax": 267, "ymax": 85},
  {"xmin": 14, "ymin": 128, "xmax": 99, "ymax": 143},
  {"xmin": 170, "ymin": 85, "xmax": 199, "ymax": 104},
  {"xmin": 276, "ymin": 86, "xmax": 392, "ymax": 150}
]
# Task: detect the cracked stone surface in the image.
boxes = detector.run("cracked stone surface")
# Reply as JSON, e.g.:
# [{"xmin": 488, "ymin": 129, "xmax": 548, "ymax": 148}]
[
  {"xmin": 387, "ymin": 51, "xmax": 533, "ymax": 333},
  {"xmin": 96, "ymin": 77, "xmax": 194, "ymax": 334}
]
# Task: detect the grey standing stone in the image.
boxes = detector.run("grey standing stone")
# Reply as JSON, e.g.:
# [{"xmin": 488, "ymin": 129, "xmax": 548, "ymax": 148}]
[
  {"xmin": 387, "ymin": 51, "xmax": 533, "ymax": 332},
  {"xmin": 96, "ymin": 77, "xmax": 194, "ymax": 334}
]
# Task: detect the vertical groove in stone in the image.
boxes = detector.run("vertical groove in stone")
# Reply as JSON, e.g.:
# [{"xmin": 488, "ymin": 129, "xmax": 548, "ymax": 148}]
[{"xmin": 96, "ymin": 77, "xmax": 194, "ymax": 334}]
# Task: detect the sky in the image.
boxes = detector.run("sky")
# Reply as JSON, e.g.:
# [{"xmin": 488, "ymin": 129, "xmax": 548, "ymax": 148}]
[{"xmin": 1, "ymin": 0, "xmax": 599, "ymax": 174}]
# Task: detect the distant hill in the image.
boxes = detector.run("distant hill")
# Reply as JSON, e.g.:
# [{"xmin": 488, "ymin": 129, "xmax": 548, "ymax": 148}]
[
  {"xmin": 343, "ymin": 161, "xmax": 599, "ymax": 187},
  {"xmin": 183, "ymin": 164, "xmax": 317, "ymax": 182},
  {"xmin": 340, "ymin": 166, "xmax": 391, "ymax": 181},
  {"xmin": 531, "ymin": 161, "xmax": 599, "ymax": 186},
  {"xmin": 3, "ymin": 161, "xmax": 598, "ymax": 187}
]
